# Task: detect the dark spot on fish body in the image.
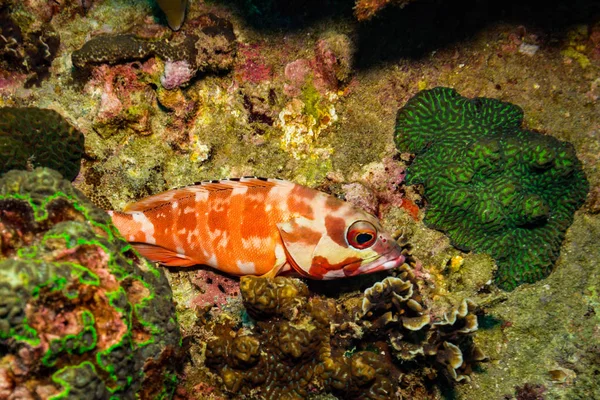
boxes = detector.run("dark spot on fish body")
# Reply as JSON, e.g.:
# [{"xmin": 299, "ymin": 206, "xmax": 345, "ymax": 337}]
[
  {"xmin": 325, "ymin": 194, "xmax": 344, "ymax": 211},
  {"xmin": 325, "ymin": 215, "xmax": 347, "ymax": 247},
  {"xmin": 287, "ymin": 186, "xmax": 317, "ymax": 218}
]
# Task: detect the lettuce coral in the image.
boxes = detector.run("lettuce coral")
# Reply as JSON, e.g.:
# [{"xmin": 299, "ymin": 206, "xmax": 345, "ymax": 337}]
[
  {"xmin": 0, "ymin": 168, "xmax": 181, "ymax": 399},
  {"xmin": 394, "ymin": 87, "xmax": 588, "ymax": 290}
]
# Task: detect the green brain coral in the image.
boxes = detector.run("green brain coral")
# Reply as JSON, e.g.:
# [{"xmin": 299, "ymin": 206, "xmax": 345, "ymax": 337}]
[
  {"xmin": 394, "ymin": 87, "xmax": 588, "ymax": 290},
  {"xmin": 0, "ymin": 107, "xmax": 84, "ymax": 180},
  {"xmin": 0, "ymin": 168, "xmax": 181, "ymax": 399}
]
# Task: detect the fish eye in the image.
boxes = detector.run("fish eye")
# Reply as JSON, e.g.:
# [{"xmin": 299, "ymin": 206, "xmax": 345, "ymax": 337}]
[{"xmin": 347, "ymin": 221, "xmax": 377, "ymax": 249}]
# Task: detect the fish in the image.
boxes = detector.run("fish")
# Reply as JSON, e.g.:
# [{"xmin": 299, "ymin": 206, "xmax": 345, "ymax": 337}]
[{"xmin": 108, "ymin": 177, "xmax": 406, "ymax": 280}]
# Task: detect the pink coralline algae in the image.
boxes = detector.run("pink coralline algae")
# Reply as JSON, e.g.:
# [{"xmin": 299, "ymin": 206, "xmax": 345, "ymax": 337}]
[
  {"xmin": 87, "ymin": 63, "xmax": 157, "ymax": 137},
  {"xmin": 161, "ymin": 60, "xmax": 196, "ymax": 89},
  {"xmin": 235, "ymin": 43, "xmax": 274, "ymax": 84},
  {"xmin": 191, "ymin": 269, "xmax": 240, "ymax": 309},
  {"xmin": 344, "ymin": 157, "xmax": 419, "ymax": 219},
  {"xmin": 284, "ymin": 34, "xmax": 354, "ymax": 97}
]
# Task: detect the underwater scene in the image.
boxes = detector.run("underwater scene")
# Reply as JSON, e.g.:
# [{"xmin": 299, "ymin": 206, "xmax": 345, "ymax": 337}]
[{"xmin": 0, "ymin": 0, "xmax": 599, "ymax": 399}]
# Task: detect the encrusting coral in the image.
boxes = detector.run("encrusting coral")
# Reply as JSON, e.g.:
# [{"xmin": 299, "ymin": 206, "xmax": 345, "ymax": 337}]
[
  {"xmin": 0, "ymin": 168, "xmax": 181, "ymax": 399},
  {"xmin": 71, "ymin": 13, "xmax": 237, "ymax": 88},
  {"xmin": 394, "ymin": 87, "xmax": 588, "ymax": 290},
  {"xmin": 203, "ymin": 263, "xmax": 485, "ymax": 399},
  {"xmin": 0, "ymin": 107, "xmax": 85, "ymax": 181}
]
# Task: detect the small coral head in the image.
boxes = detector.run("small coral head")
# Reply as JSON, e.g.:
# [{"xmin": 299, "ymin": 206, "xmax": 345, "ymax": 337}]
[
  {"xmin": 156, "ymin": 0, "xmax": 188, "ymax": 31},
  {"xmin": 278, "ymin": 198, "xmax": 406, "ymax": 280}
]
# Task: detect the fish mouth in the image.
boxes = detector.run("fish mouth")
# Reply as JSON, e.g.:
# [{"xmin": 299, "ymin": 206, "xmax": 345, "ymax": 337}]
[{"xmin": 343, "ymin": 250, "xmax": 406, "ymax": 277}]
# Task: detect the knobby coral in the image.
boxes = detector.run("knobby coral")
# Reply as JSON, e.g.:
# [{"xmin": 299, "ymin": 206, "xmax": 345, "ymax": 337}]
[
  {"xmin": 394, "ymin": 87, "xmax": 588, "ymax": 290},
  {"xmin": 0, "ymin": 168, "xmax": 181, "ymax": 399},
  {"xmin": 203, "ymin": 265, "xmax": 484, "ymax": 399},
  {"xmin": 0, "ymin": 107, "xmax": 84, "ymax": 181}
]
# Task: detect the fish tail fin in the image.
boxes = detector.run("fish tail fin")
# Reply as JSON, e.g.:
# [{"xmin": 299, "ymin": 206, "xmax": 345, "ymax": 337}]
[{"xmin": 108, "ymin": 210, "xmax": 197, "ymax": 267}]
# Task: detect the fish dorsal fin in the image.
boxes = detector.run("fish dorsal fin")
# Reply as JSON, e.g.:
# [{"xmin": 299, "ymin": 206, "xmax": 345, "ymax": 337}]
[{"xmin": 123, "ymin": 177, "xmax": 287, "ymax": 212}]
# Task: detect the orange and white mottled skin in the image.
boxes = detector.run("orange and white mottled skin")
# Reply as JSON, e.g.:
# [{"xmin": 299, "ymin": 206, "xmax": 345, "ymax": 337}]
[{"xmin": 108, "ymin": 178, "xmax": 405, "ymax": 280}]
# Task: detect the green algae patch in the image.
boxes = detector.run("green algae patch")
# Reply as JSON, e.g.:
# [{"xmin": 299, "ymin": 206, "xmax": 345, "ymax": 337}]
[
  {"xmin": 394, "ymin": 87, "xmax": 588, "ymax": 290},
  {"xmin": 0, "ymin": 168, "xmax": 181, "ymax": 399}
]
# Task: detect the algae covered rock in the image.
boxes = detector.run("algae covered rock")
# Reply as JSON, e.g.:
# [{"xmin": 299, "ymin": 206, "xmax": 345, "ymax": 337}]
[
  {"xmin": 0, "ymin": 168, "xmax": 181, "ymax": 399},
  {"xmin": 394, "ymin": 87, "xmax": 588, "ymax": 290},
  {"xmin": 71, "ymin": 13, "xmax": 237, "ymax": 76},
  {"xmin": 0, "ymin": 107, "xmax": 84, "ymax": 181},
  {"xmin": 0, "ymin": 5, "xmax": 60, "ymax": 87}
]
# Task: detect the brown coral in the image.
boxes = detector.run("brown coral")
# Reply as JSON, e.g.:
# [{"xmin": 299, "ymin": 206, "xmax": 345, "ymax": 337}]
[
  {"xmin": 240, "ymin": 275, "xmax": 309, "ymax": 319},
  {"xmin": 201, "ymin": 269, "xmax": 484, "ymax": 399}
]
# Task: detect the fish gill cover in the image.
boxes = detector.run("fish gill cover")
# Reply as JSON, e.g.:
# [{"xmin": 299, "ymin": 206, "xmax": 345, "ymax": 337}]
[
  {"xmin": 0, "ymin": 168, "xmax": 181, "ymax": 399},
  {"xmin": 394, "ymin": 87, "xmax": 588, "ymax": 290}
]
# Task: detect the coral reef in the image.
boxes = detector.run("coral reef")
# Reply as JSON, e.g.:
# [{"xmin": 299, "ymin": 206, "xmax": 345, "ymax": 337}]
[
  {"xmin": 0, "ymin": 4, "xmax": 60, "ymax": 87},
  {"xmin": 394, "ymin": 87, "xmax": 588, "ymax": 290},
  {"xmin": 507, "ymin": 383, "xmax": 547, "ymax": 400},
  {"xmin": 0, "ymin": 168, "xmax": 181, "ymax": 399},
  {"xmin": 0, "ymin": 107, "xmax": 84, "ymax": 180},
  {"xmin": 353, "ymin": 0, "xmax": 417, "ymax": 21},
  {"xmin": 203, "ymin": 264, "xmax": 484, "ymax": 398},
  {"xmin": 87, "ymin": 62, "xmax": 158, "ymax": 138},
  {"xmin": 72, "ymin": 13, "xmax": 237, "ymax": 88}
]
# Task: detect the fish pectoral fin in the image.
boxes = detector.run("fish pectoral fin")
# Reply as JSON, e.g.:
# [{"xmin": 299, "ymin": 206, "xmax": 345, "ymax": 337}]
[
  {"xmin": 258, "ymin": 262, "xmax": 287, "ymax": 279},
  {"xmin": 132, "ymin": 243, "xmax": 197, "ymax": 267}
]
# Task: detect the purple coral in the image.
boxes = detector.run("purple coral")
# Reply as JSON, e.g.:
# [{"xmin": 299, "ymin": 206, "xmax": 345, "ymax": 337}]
[{"xmin": 160, "ymin": 60, "xmax": 196, "ymax": 89}]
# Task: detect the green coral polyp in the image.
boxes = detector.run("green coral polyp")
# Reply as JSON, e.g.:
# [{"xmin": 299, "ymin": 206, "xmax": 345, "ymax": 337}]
[{"xmin": 395, "ymin": 87, "xmax": 588, "ymax": 290}]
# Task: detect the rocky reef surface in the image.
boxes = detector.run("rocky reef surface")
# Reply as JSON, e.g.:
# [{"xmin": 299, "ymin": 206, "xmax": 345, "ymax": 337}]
[{"xmin": 0, "ymin": 0, "xmax": 599, "ymax": 399}]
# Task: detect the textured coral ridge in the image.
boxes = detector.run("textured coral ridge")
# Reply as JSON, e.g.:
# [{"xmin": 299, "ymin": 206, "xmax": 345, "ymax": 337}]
[
  {"xmin": 0, "ymin": 107, "xmax": 84, "ymax": 181},
  {"xmin": 204, "ymin": 266, "xmax": 484, "ymax": 399},
  {"xmin": 0, "ymin": 168, "xmax": 181, "ymax": 399},
  {"xmin": 394, "ymin": 87, "xmax": 589, "ymax": 290}
]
